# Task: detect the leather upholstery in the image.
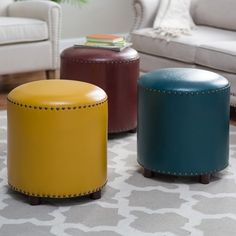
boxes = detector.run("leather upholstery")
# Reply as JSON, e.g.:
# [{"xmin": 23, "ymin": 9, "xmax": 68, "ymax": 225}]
[
  {"xmin": 7, "ymin": 80, "xmax": 108, "ymax": 198},
  {"xmin": 138, "ymin": 68, "xmax": 230, "ymax": 176},
  {"xmin": 60, "ymin": 47, "xmax": 140, "ymax": 133}
]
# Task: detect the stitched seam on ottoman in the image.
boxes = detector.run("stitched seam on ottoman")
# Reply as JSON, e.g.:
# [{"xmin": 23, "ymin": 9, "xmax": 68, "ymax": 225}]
[
  {"xmin": 138, "ymin": 161, "xmax": 228, "ymax": 176},
  {"xmin": 7, "ymin": 97, "xmax": 108, "ymax": 111},
  {"xmin": 61, "ymin": 57, "xmax": 140, "ymax": 64},
  {"xmin": 8, "ymin": 181, "xmax": 107, "ymax": 198},
  {"xmin": 139, "ymin": 84, "xmax": 230, "ymax": 96}
]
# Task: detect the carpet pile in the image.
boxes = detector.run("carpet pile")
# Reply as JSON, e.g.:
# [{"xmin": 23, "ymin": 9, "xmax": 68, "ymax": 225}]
[{"xmin": 0, "ymin": 110, "xmax": 236, "ymax": 236}]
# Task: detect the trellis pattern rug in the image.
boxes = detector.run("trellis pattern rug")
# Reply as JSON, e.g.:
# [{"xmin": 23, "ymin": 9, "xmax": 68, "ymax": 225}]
[{"xmin": 1, "ymin": 110, "xmax": 236, "ymax": 236}]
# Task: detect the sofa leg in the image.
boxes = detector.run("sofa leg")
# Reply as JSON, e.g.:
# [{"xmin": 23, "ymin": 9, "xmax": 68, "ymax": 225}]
[
  {"xmin": 199, "ymin": 174, "xmax": 211, "ymax": 184},
  {"xmin": 46, "ymin": 70, "xmax": 57, "ymax": 79},
  {"xmin": 143, "ymin": 168, "xmax": 154, "ymax": 178},
  {"xmin": 28, "ymin": 196, "xmax": 42, "ymax": 205},
  {"xmin": 90, "ymin": 190, "xmax": 101, "ymax": 200}
]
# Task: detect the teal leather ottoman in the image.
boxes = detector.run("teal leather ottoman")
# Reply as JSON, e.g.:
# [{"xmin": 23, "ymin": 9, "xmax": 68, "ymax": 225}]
[{"xmin": 138, "ymin": 68, "xmax": 230, "ymax": 184}]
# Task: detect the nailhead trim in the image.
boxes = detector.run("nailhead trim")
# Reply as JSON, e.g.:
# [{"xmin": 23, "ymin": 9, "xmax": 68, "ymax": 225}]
[
  {"xmin": 109, "ymin": 126, "xmax": 137, "ymax": 133},
  {"xmin": 138, "ymin": 161, "xmax": 228, "ymax": 176},
  {"xmin": 61, "ymin": 57, "xmax": 140, "ymax": 64},
  {"xmin": 139, "ymin": 84, "xmax": 230, "ymax": 96},
  {"xmin": 7, "ymin": 97, "xmax": 107, "ymax": 111},
  {"xmin": 8, "ymin": 181, "xmax": 107, "ymax": 198}
]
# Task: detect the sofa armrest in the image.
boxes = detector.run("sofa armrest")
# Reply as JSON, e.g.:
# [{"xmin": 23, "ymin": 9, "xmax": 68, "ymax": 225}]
[
  {"xmin": 132, "ymin": 0, "xmax": 160, "ymax": 30},
  {"xmin": 8, "ymin": 0, "xmax": 61, "ymax": 68}
]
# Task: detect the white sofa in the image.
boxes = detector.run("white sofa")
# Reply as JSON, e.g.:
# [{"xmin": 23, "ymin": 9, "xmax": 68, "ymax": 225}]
[
  {"xmin": 131, "ymin": 0, "xmax": 236, "ymax": 106},
  {"xmin": 0, "ymin": 0, "xmax": 61, "ymax": 79}
]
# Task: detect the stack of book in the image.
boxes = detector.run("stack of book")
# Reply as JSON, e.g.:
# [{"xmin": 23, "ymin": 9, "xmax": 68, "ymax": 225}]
[{"xmin": 74, "ymin": 34, "xmax": 132, "ymax": 51}]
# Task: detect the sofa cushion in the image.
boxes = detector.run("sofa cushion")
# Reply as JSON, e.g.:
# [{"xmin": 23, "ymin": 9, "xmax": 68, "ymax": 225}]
[
  {"xmin": 131, "ymin": 26, "xmax": 236, "ymax": 63},
  {"xmin": 0, "ymin": 17, "xmax": 48, "ymax": 45},
  {"xmin": 191, "ymin": 0, "xmax": 236, "ymax": 31},
  {"xmin": 195, "ymin": 41, "xmax": 236, "ymax": 74}
]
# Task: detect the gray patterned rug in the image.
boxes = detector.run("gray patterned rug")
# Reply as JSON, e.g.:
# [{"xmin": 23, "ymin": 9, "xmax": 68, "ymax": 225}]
[{"xmin": 1, "ymin": 110, "xmax": 236, "ymax": 236}]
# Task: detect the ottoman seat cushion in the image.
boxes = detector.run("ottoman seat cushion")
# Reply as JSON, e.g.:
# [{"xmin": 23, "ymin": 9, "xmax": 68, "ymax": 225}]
[{"xmin": 139, "ymin": 68, "xmax": 229, "ymax": 92}]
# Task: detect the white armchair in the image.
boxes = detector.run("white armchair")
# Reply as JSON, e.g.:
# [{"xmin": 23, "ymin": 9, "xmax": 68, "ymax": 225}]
[{"xmin": 0, "ymin": 0, "xmax": 61, "ymax": 79}]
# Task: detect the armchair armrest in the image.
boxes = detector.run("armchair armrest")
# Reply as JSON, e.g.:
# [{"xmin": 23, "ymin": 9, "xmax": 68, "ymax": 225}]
[
  {"xmin": 132, "ymin": 0, "xmax": 160, "ymax": 30},
  {"xmin": 8, "ymin": 0, "xmax": 61, "ymax": 68},
  {"xmin": 8, "ymin": 1, "xmax": 61, "ymax": 40}
]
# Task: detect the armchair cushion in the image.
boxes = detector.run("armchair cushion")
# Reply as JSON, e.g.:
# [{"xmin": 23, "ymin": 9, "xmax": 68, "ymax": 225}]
[
  {"xmin": 0, "ymin": 17, "xmax": 48, "ymax": 45},
  {"xmin": 195, "ymin": 41, "xmax": 236, "ymax": 74},
  {"xmin": 131, "ymin": 26, "xmax": 236, "ymax": 63}
]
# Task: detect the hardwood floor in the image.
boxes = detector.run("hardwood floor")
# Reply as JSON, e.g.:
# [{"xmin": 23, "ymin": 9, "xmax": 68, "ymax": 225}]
[{"xmin": 0, "ymin": 71, "xmax": 59, "ymax": 110}]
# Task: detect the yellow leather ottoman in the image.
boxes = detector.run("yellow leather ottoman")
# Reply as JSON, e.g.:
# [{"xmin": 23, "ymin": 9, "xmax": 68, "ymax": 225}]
[{"xmin": 7, "ymin": 80, "xmax": 108, "ymax": 205}]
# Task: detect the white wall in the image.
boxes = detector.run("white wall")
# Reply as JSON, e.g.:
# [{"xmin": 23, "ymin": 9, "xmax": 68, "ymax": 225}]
[{"xmin": 61, "ymin": 0, "xmax": 134, "ymax": 39}]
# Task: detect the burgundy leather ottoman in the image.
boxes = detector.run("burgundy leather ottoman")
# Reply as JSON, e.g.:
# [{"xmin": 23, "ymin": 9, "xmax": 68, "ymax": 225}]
[{"xmin": 60, "ymin": 47, "xmax": 140, "ymax": 134}]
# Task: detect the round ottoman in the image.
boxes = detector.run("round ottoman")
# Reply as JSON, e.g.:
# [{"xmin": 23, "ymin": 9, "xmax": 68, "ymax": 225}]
[
  {"xmin": 138, "ymin": 68, "xmax": 230, "ymax": 184},
  {"xmin": 7, "ymin": 80, "xmax": 108, "ymax": 204},
  {"xmin": 60, "ymin": 47, "xmax": 140, "ymax": 134}
]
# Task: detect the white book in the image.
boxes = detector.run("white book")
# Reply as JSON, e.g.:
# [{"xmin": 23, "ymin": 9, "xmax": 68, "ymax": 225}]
[{"xmin": 74, "ymin": 42, "xmax": 133, "ymax": 52}]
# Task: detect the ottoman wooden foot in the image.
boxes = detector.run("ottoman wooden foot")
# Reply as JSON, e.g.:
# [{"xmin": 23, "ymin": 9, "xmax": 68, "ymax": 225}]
[
  {"xmin": 28, "ymin": 196, "xmax": 42, "ymax": 205},
  {"xmin": 143, "ymin": 168, "xmax": 154, "ymax": 178},
  {"xmin": 199, "ymin": 174, "xmax": 211, "ymax": 184},
  {"xmin": 129, "ymin": 127, "xmax": 137, "ymax": 133},
  {"xmin": 90, "ymin": 190, "xmax": 101, "ymax": 200}
]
